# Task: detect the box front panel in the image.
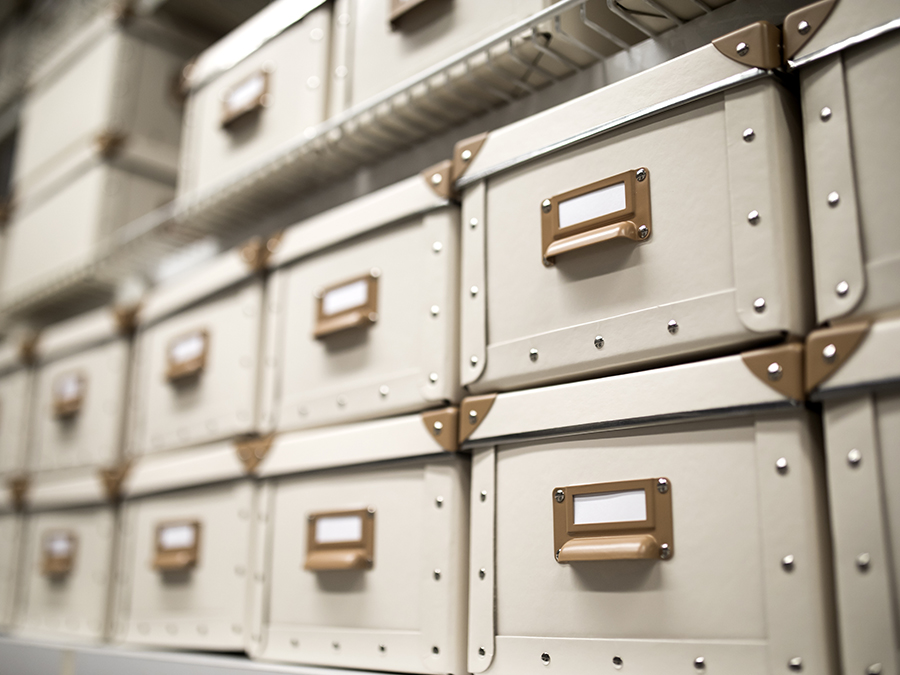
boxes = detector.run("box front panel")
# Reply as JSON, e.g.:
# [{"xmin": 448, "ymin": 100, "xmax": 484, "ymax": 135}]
[
  {"xmin": 134, "ymin": 281, "xmax": 263, "ymax": 455},
  {"xmin": 18, "ymin": 506, "xmax": 115, "ymax": 641},
  {"xmin": 272, "ymin": 209, "xmax": 458, "ymax": 432},
  {"xmin": 0, "ymin": 369, "xmax": 31, "ymax": 475},
  {"xmin": 31, "ymin": 340, "xmax": 129, "ymax": 473},
  {"xmin": 0, "ymin": 514, "xmax": 21, "ymax": 628},
  {"xmin": 116, "ymin": 481, "xmax": 255, "ymax": 650}
]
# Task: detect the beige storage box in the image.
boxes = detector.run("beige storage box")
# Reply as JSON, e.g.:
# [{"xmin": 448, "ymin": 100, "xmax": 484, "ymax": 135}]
[
  {"xmin": 254, "ymin": 408, "xmax": 468, "ymax": 672},
  {"xmin": 16, "ymin": 475, "xmax": 116, "ymax": 642},
  {"xmin": 112, "ymin": 439, "xmax": 266, "ymax": 652},
  {"xmin": 454, "ymin": 21, "xmax": 812, "ymax": 394},
  {"xmin": 29, "ymin": 307, "xmax": 134, "ymax": 476},
  {"xmin": 0, "ymin": 511, "xmax": 22, "ymax": 630},
  {"xmin": 130, "ymin": 242, "xmax": 273, "ymax": 456},
  {"xmin": 460, "ymin": 343, "xmax": 836, "ymax": 673},
  {"xmin": 261, "ymin": 170, "xmax": 460, "ymax": 432},
  {"xmin": 785, "ymin": 0, "xmax": 900, "ymax": 325},
  {"xmin": 807, "ymin": 316, "xmax": 900, "ymax": 675},
  {"xmin": 0, "ymin": 340, "xmax": 34, "ymax": 479},
  {"xmin": 177, "ymin": 0, "xmax": 332, "ymax": 197}
]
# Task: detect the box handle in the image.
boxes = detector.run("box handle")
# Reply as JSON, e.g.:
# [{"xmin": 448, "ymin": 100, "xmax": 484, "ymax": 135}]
[
  {"xmin": 52, "ymin": 371, "xmax": 86, "ymax": 419},
  {"xmin": 42, "ymin": 530, "xmax": 77, "ymax": 577},
  {"xmin": 166, "ymin": 329, "xmax": 209, "ymax": 382},
  {"xmin": 153, "ymin": 520, "xmax": 201, "ymax": 572},
  {"xmin": 221, "ymin": 67, "xmax": 271, "ymax": 128},
  {"xmin": 540, "ymin": 168, "xmax": 651, "ymax": 265},
  {"xmin": 552, "ymin": 478, "xmax": 673, "ymax": 563},
  {"xmin": 305, "ymin": 508, "xmax": 375, "ymax": 571},
  {"xmin": 313, "ymin": 271, "xmax": 380, "ymax": 339}
]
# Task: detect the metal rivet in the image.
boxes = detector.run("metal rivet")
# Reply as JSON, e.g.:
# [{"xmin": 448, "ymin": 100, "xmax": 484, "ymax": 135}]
[
  {"xmin": 461, "ymin": 149, "xmax": 473, "ymax": 161},
  {"xmin": 847, "ymin": 448, "xmax": 862, "ymax": 466},
  {"xmin": 776, "ymin": 457, "xmax": 789, "ymax": 474},
  {"xmin": 828, "ymin": 191, "xmax": 840, "ymax": 206},
  {"xmin": 430, "ymin": 305, "xmax": 440, "ymax": 316},
  {"xmin": 797, "ymin": 19, "xmax": 811, "ymax": 35},
  {"xmin": 742, "ymin": 127, "xmax": 755, "ymax": 141},
  {"xmin": 379, "ymin": 385, "xmax": 389, "ymax": 397},
  {"xmin": 788, "ymin": 656, "xmax": 803, "ymax": 671},
  {"xmin": 636, "ymin": 168, "xmax": 647, "ymax": 182},
  {"xmin": 668, "ymin": 319, "xmax": 679, "ymax": 334},
  {"xmin": 337, "ymin": 396, "xmax": 347, "ymax": 407},
  {"xmin": 432, "ymin": 646, "xmax": 440, "ymax": 655},
  {"xmin": 429, "ymin": 372, "xmax": 439, "ymax": 383},
  {"xmin": 333, "ymin": 642, "xmax": 340, "ymax": 650},
  {"xmin": 694, "ymin": 657, "xmax": 706, "ymax": 670},
  {"xmin": 435, "ymin": 496, "xmax": 443, "ymax": 507},
  {"xmin": 638, "ymin": 225, "xmax": 650, "ymax": 239},
  {"xmin": 856, "ymin": 552, "xmax": 871, "ymax": 571},
  {"xmin": 335, "ymin": 65, "xmax": 348, "ymax": 78},
  {"xmin": 433, "ymin": 569, "xmax": 441, "ymax": 580},
  {"xmin": 822, "ymin": 343, "xmax": 837, "ymax": 363},
  {"xmin": 310, "ymin": 27, "xmax": 324, "ymax": 40},
  {"xmin": 368, "ymin": 506, "xmax": 376, "ymax": 515},
  {"xmin": 470, "ymin": 286, "xmax": 479, "ymax": 297},
  {"xmin": 469, "ymin": 217, "xmax": 478, "ymax": 229},
  {"xmin": 747, "ymin": 210, "xmax": 760, "ymax": 224},
  {"xmin": 736, "ymin": 41, "xmax": 749, "ymax": 56},
  {"xmin": 378, "ymin": 644, "xmax": 386, "ymax": 652},
  {"xmin": 290, "ymin": 638, "xmax": 299, "ymax": 647},
  {"xmin": 431, "ymin": 173, "xmax": 443, "ymax": 185},
  {"xmin": 594, "ymin": 335, "xmax": 604, "ymax": 349},
  {"xmin": 753, "ymin": 297, "xmax": 766, "ymax": 312},
  {"xmin": 529, "ymin": 348, "xmax": 539, "ymax": 362},
  {"xmin": 433, "ymin": 241, "xmax": 443, "ymax": 252},
  {"xmin": 782, "ymin": 554, "xmax": 795, "ymax": 571},
  {"xmin": 554, "ymin": 489, "xmax": 565, "ymax": 503},
  {"xmin": 835, "ymin": 280, "xmax": 849, "ymax": 297},
  {"xmin": 478, "ymin": 647, "xmax": 486, "ymax": 657},
  {"xmin": 541, "ymin": 199, "xmax": 552, "ymax": 213},
  {"xmin": 541, "ymin": 653, "xmax": 551, "ymax": 665},
  {"xmin": 480, "ymin": 490, "xmax": 487, "ymax": 502},
  {"xmin": 469, "ymin": 409, "xmax": 478, "ymax": 423},
  {"xmin": 470, "ymin": 355, "xmax": 479, "ymax": 367},
  {"xmin": 767, "ymin": 362, "xmax": 783, "ymax": 381},
  {"xmin": 370, "ymin": 267, "xmax": 381, "ymax": 278},
  {"xmin": 613, "ymin": 655, "xmax": 623, "ymax": 667},
  {"xmin": 867, "ymin": 663, "xmax": 883, "ymax": 674},
  {"xmin": 306, "ymin": 75, "xmax": 320, "ymax": 89},
  {"xmin": 433, "ymin": 421, "xmax": 443, "ymax": 435},
  {"xmin": 479, "ymin": 568, "xmax": 486, "ymax": 579},
  {"xmin": 657, "ymin": 478, "xmax": 669, "ymax": 494},
  {"xmin": 820, "ymin": 106, "xmax": 832, "ymax": 121},
  {"xmin": 659, "ymin": 543, "xmax": 671, "ymax": 559}
]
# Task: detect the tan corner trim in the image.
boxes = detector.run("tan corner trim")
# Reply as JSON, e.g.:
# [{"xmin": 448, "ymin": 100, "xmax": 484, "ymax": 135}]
[
  {"xmin": 19, "ymin": 333, "xmax": 39, "ymax": 366},
  {"xmin": 459, "ymin": 394, "xmax": 498, "ymax": 443},
  {"xmin": 452, "ymin": 132, "xmax": 489, "ymax": 183},
  {"xmin": 235, "ymin": 434, "xmax": 275, "ymax": 474},
  {"xmin": 741, "ymin": 342, "xmax": 805, "ymax": 402},
  {"xmin": 805, "ymin": 319, "xmax": 872, "ymax": 392},
  {"xmin": 240, "ymin": 232, "xmax": 284, "ymax": 273},
  {"xmin": 113, "ymin": 303, "xmax": 141, "ymax": 336},
  {"xmin": 8, "ymin": 475, "xmax": 29, "ymax": 512},
  {"xmin": 421, "ymin": 407, "xmax": 459, "ymax": 451},
  {"xmin": 99, "ymin": 460, "xmax": 132, "ymax": 503},
  {"xmin": 94, "ymin": 130, "xmax": 127, "ymax": 159},
  {"xmin": 422, "ymin": 160, "xmax": 455, "ymax": 200},
  {"xmin": 713, "ymin": 21, "xmax": 782, "ymax": 70},
  {"xmin": 783, "ymin": 0, "xmax": 838, "ymax": 61}
]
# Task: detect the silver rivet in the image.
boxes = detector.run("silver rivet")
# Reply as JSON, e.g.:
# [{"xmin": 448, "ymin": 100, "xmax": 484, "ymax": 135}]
[
  {"xmin": 431, "ymin": 173, "xmax": 442, "ymax": 185},
  {"xmin": 554, "ymin": 489, "xmax": 565, "ymax": 503},
  {"xmin": 636, "ymin": 168, "xmax": 647, "ymax": 182},
  {"xmin": 657, "ymin": 478, "xmax": 669, "ymax": 494},
  {"xmin": 541, "ymin": 199, "xmax": 552, "ymax": 213},
  {"xmin": 433, "ymin": 241, "xmax": 443, "ymax": 252},
  {"xmin": 867, "ymin": 663, "xmax": 883, "ymax": 674},
  {"xmin": 694, "ymin": 656, "xmax": 706, "ymax": 670},
  {"xmin": 435, "ymin": 496, "xmax": 443, "ymax": 507},
  {"xmin": 848, "ymin": 448, "xmax": 862, "ymax": 466},
  {"xmin": 433, "ymin": 421, "xmax": 443, "ymax": 435},
  {"xmin": 337, "ymin": 396, "xmax": 347, "ymax": 407},
  {"xmin": 659, "ymin": 543, "xmax": 671, "ymax": 559},
  {"xmin": 335, "ymin": 65, "xmax": 348, "ymax": 78},
  {"xmin": 736, "ymin": 42, "xmax": 749, "ymax": 56},
  {"xmin": 378, "ymin": 644, "xmax": 386, "ymax": 652},
  {"xmin": 429, "ymin": 372, "xmax": 439, "ymax": 383},
  {"xmin": 469, "ymin": 217, "xmax": 478, "ymax": 229},
  {"xmin": 747, "ymin": 210, "xmax": 760, "ymax": 224},
  {"xmin": 433, "ymin": 569, "xmax": 441, "ymax": 580},
  {"xmin": 310, "ymin": 27, "xmax": 324, "ymax": 41},
  {"xmin": 594, "ymin": 335, "xmax": 604, "ymax": 349},
  {"xmin": 469, "ymin": 410, "xmax": 478, "ymax": 423},
  {"xmin": 638, "ymin": 225, "xmax": 650, "ymax": 239},
  {"xmin": 470, "ymin": 355, "xmax": 479, "ymax": 367},
  {"xmin": 370, "ymin": 267, "xmax": 381, "ymax": 278},
  {"xmin": 529, "ymin": 348, "xmax": 539, "ymax": 362},
  {"xmin": 668, "ymin": 319, "xmax": 679, "ymax": 334},
  {"xmin": 479, "ymin": 568, "xmax": 486, "ymax": 579},
  {"xmin": 797, "ymin": 19, "xmax": 811, "ymax": 35},
  {"xmin": 820, "ymin": 106, "xmax": 832, "ymax": 121},
  {"xmin": 767, "ymin": 362, "xmax": 783, "ymax": 381},
  {"xmin": 753, "ymin": 297, "xmax": 766, "ymax": 312},
  {"xmin": 461, "ymin": 149, "xmax": 472, "ymax": 162},
  {"xmin": 856, "ymin": 552, "xmax": 871, "ymax": 571},
  {"xmin": 742, "ymin": 127, "xmax": 755, "ymax": 141},
  {"xmin": 379, "ymin": 385, "xmax": 389, "ymax": 397},
  {"xmin": 828, "ymin": 191, "xmax": 840, "ymax": 206},
  {"xmin": 430, "ymin": 305, "xmax": 440, "ymax": 316},
  {"xmin": 541, "ymin": 653, "xmax": 551, "ymax": 665},
  {"xmin": 782, "ymin": 554, "xmax": 795, "ymax": 571},
  {"xmin": 470, "ymin": 286, "xmax": 478, "ymax": 297},
  {"xmin": 306, "ymin": 75, "xmax": 320, "ymax": 89},
  {"xmin": 836, "ymin": 280, "xmax": 849, "ymax": 297},
  {"xmin": 822, "ymin": 343, "xmax": 837, "ymax": 363},
  {"xmin": 333, "ymin": 642, "xmax": 340, "ymax": 650},
  {"xmin": 776, "ymin": 457, "xmax": 789, "ymax": 474},
  {"xmin": 480, "ymin": 490, "xmax": 487, "ymax": 502},
  {"xmin": 788, "ymin": 656, "xmax": 803, "ymax": 671},
  {"xmin": 478, "ymin": 647, "xmax": 486, "ymax": 657},
  {"xmin": 290, "ymin": 638, "xmax": 299, "ymax": 647}
]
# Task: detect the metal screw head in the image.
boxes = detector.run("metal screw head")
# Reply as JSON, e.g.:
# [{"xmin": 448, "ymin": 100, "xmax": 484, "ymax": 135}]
[
  {"xmin": 820, "ymin": 106, "xmax": 832, "ymax": 121},
  {"xmin": 541, "ymin": 653, "xmax": 551, "ymax": 665},
  {"xmin": 856, "ymin": 552, "xmax": 871, "ymax": 571},
  {"xmin": 659, "ymin": 543, "xmax": 671, "ymax": 559},
  {"xmin": 822, "ymin": 343, "xmax": 838, "ymax": 363},
  {"xmin": 776, "ymin": 457, "xmax": 789, "ymax": 474},
  {"xmin": 529, "ymin": 348, "xmax": 539, "ymax": 362},
  {"xmin": 667, "ymin": 319, "xmax": 679, "ymax": 334},
  {"xmin": 767, "ymin": 362, "xmax": 783, "ymax": 381},
  {"xmin": 433, "ymin": 421, "xmax": 443, "ymax": 435},
  {"xmin": 433, "ymin": 241, "xmax": 443, "ymax": 253},
  {"xmin": 835, "ymin": 280, "xmax": 849, "ymax": 297},
  {"xmin": 742, "ymin": 127, "xmax": 755, "ymax": 142},
  {"xmin": 847, "ymin": 448, "xmax": 862, "ymax": 466},
  {"xmin": 867, "ymin": 663, "xmax": 883, "ymax": 674},
  {"xmin": 828, "ymin": 191, "xmax": 840, "ymax": 206},
  {"xmin": 470, "ymin": 286, "xmax": 478, "ymax": 297},
  {"xmin": 430, "ymin": 304, "xmax": 440, "ymax": 316},
  {"xmin": 379, "ymin": 385, "xmax": 389, "ymax": 397},
  {"xmin": 782, "ymin": 554, "xmax": 795, "ymax": 571},
  {"xmin": 594, "ymin": 335, "xmax": 605, "ymax": 349},
  {"xmin": 478, "ymin": 647, "xmax": 486, "ymax": 657},
  {"xmin": 541, "ymin": 199, "xmax": 552, "ymax": 213},
  {"xmin": 461, "ymin": 149, "xmax": 473, "ymax": 162},
  {"xmin": 480, "ymin": 490, "xmax": 487, "ymax": 502},
  {"xmin": 431, "ymin": 173, "xmax": 443, "ymax": 185},
  {"xmin": 469, "ymin": 409, "xmax": 478, "ymax": 423},
  {"xmin": 753, "ymin": 297, "xmax": 766, "ymax": 313},
  {"xmin": 747, "ymin": 210, "xmax": 760, "ymax": 224},
  {"xmin": 694, "ymin": 656, "xmax": 706, "ymax": 669},
  {"xmin": 554, "ymin": 489, "xmax": 566, "ymax": 503},
  {"xmin": 736, "ymin": 41, "xmax": 749, "ymax": 56},
  {"xmin": 636, "ymin": 168, "xmax": 647, "ymax": 182},
  {"xmin": 433, "ymin": 569, "xmax": 441, "ymax": 580},
  {"xmin": 479, "ymin": 568, "xmax": 486, "ymax": 579},
  {"xmin": 788, "ymin": 656, "xmax": 803, "ymax": 671},
  {"xmin": 470, "ymin": 355, "xmax": 479, "ymax": 367},
  {"xmin": 469, "ymin": 217, "xmax": 478, "ymax": 229},
  {"xmin": 429, "ymin": 372, "xmax": 439, "ymax": 383},
  {"xmin": 435, "ymin": 496, "xmax": 444, "ymax": 507},
  {"xmin": 797, "ymin": 19, "xmax": 811, "ymax": 34},
  {"xmin": 638, "ymin": 225, "xmax": 650, "ymax": 239},
  {"xmin": 657, "ymin": 478, "xmax": 669, "ymax": 494}
]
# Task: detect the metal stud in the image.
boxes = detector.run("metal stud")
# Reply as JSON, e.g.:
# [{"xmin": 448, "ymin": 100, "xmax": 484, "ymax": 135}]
[
  {"xmin": 554, "ymin": 489, "xmax": 565, "ymax": 503},
  {"xmin": 432, "ymin": 646, "xmax": 440, "ymax": 655},
  {"xmin": 782, "ymin": 554, "xmax": 795, "ymax": 571},
  {"xmin": 433, "ymin": 421, "xmax": 443, "ymax": 435},
  {"xmin": 431, "ymin": 173, "xmax": 443, "ymax": 185},
  {"xmin": 742, "ymin": 127, "xmax": 755, "ymax": 142},
  {"xmin": 433, "ymin": 569, "xmax": 441, "ymax": 580},
  {"xmin": 747, "ymin": 210, "xmax": 760, "ymax": 224},
  {"xmin": 470, "ymin": 286, "xmax": 478, "ymax": 297},
  {"xmin": 767, "ymin": 362, "xmax": 783, "ymax": 381},
  {"xmin": 529, "ymin": 348, "xmax": 539, "ymax": 362},
  {"xmin": 753, "ymin": 297, "xmax": 766, "ymax": 313},
  {"xmin": 776, "ymin": 457, "xmax": 789, "ymax": 474},
  {"xmin": 429, "ymin": 372, "xmax": 439, "ymax": 383},
  {"xmin": 469, "ymin": 409, "xmax": 478, "ymax": 423},
  {"xmin": 847, "ymin": 448, "xmax": 862, "ymax": 466},
  {"xmin": 636, "ymin": 168, "xmax": 647, "ymax": 182},
  {"xmin": 594, "ymin": 335, "xmax": 605, "ymax": 349},
  {"xmin": 638, "ymin": 225, "xmax": 650, "ymax": 239},
  {"xmin": 290, "ymin": 638, "xmax": 299, "ymax": 647},
  {"xmin": 835, "ymin": 280, "xmax": 849, "ymax": 297},
  {"xmin": 379, "ymin": 385, "xmax": 389, "ymax": 397},
  {"xmin": 433, "ymin": 241, "xmax": 443, "ymax": 253},
  {"xmin": 435, "ymin": 496, "xmax": 444, "ymax": 507},
  {"xmin": 657, "ymin": 478, "xmax": 669, "ymax": 494},
  {"xmin": 461, "ymin": 149, "xmax": 473, "ymax": 162},
  {"xmin": 659, "ymin": 543, "xmax": 671, "ymax": 559},
  {"xmin": 797, "ymin": 19, "xmax": 811, "ymax": 34},
  {"xmin": 828, "ymin": 191, "xmax": 840, "ymax": 206},
  {"xmin": 612, "ymin": 656, "xmax": 624, "ymax": 667},
  {"xmin": 332, "ymin": 641, "xmax": 340, "ymax": 650},
  {"xmin": 430, "ymin": 305, "xmax": 440, "ymax": 316},
  {"xmin": 668, "ymin": 320, "xmax": 679, "ymax": 334},
  {"xmin": 736, "ymin": 41, "xmax": 749, "ymax": 56},
  {"xmin": 822, "ymin": 343, "xmax": 837, "ymax": 363},
  {"xmin": 378, "ymin": 644, "xmax": 386, "ymax": 652},
  {"xmin": 480, "ymin": 490, "xmax": 487, "ymax": 502},
  {"xmin": 337, "ymin": 396, "xmax": 347, "ymax": 407},
  {"xmin": 694, "ymin": 656, "xmax": 706, "ymax": 670},
  {"xmin": 788, "ymin": 656, "xmax": 803, "ymax": 671},
  {"xmin": 469, "ymin": 217, "xmax": 479, "ymax": 229},
  {"xmin": 470, "ymin": 355, "xmax": 479, "ymax": 367},
  {"xmin": 820, "ymin": 106, "xmax": 832, "ymax": 121},
  {"xmin": 856, "ymin": 552, "xmax": 871, "ymax": 571},
  {"xmin": 541, "ymin": 653, "xmax": 551, "ymax": 665},
  {"xmin": 478, "ymin": 647, "xmax": 486, "ymax": 657},
  {"xmin": 479, "ymin": 568, "xmax": 486, "ymax": 579},
  {"xmin": 541, "ymin": 199, "xmax": 552, "ymax": 213}
]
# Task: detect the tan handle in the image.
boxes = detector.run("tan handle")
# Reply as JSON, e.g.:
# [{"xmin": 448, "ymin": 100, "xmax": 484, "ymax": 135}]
[
  {"xmin": 221, "ymin": 68, "xmax": 270, "ymax": 128},
  {"xmin": 557, "ymin": 534, "xmax": 660, "ymax": 562},
  {"xmin": 389, "ymin": 0, "xmax": 435, "ymax": 23},
  {"xmin": 305, "ymin": 549, "xmax": 371, "ymax": 571},
  {"xmin": 314, "ymin": 272, "xmax": 379, "ymax": 339}
]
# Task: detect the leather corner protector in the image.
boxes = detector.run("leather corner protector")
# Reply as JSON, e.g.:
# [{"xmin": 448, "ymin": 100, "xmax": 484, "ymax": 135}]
[
  {"xmin": 99, "ymin": 461, "xmax": 132, "ymax": 502},
  {"xmin": 8, "ymin": 475, "xmax": 29, "ymax": 511},
  {"xmin": 742, "ymin": 342, "xmax": 805, "ymax": 402},
  {"xmin": 95, "ymin": 130, "xmax": 127, "ymax": 158},
  {"xmin": 422, "ymin": 407, "xmax": 459, "ymax": 452},
  {"xmin": 113, "ymin": 304, "xmax": 141, "ymax": 336},
  {"xmin": 235, "ymin": 434, "xmax": 275, "ymax": 474},
  {"xmin": 713, "ymin": 21, "xmax": 782, "ymax": 70},
  {"xmin": 783, "ymin": 0, "xmax": 838, "ymax": 61},
  {"xmin": 459, "ymin": 394, "xmax": 498, "ymax": 443},
  {"xmin": 805, "ymin": 319, "xmax": 871, "ymax": 392},
  {"xmin": 422, "ymin": 160, "xmax": 455, "ymax": 200},
  {"xmin": 451, "ymin": 132, "xmax": 488, "ymax": 183}
]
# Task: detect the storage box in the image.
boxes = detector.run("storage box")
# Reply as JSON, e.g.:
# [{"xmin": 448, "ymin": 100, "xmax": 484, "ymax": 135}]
[
  {"xmin": 254, "ymin": 408, "xmax": 468, "ymax": 673},
  {"xmin": 130, "ymin": 242, "xmax": 273, "ymax": 456},
  {"xmin": 0, "ymin": 340, "xmax": 34, "ymax": 478},
  {"xmin": 0, "ymin": 512, "xmax": 22, "ymax": 629},
  {"xmin": 784, "ymin": 0, "xmax": 900, "ymax": 325},
  {"xmin": 454, "ymin": 21, "xmax": 812, "ymax": 394},
  {"xmin": 177, "ymin": 0, "xmax": 332, "ymax": 197},
  {"xmin": 112, "ymin": 439, "xmax": 265, "ymax": 651},
  {"xmin": 460, "ymin": 343, "xmax": 836, "ymax": 673},
  {"xmin": 29, "ymin": 307, "xmax": 133, "ymax": 476},
  {"xmin": 807, "ymin": 315, "xmax": 900, "ymax": 675}
]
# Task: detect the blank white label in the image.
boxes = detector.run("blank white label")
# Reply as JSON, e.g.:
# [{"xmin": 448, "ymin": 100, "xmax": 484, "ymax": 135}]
[
  {"xmin": 158, "ymin": 524, "xmax": 197, "ymax": 550},
  {"xmin": 55, "ymin": 374, "xmax": 83, "ymax": 401},
  {"xmin": 558, "ymin": 182, "xmax": 627, "ymax": 229},
  {"xmin": 573, "ymin": 489, "xmax": 647, "ymax": 525},
  {"xmin": 170, "ymin": 332, "xmax": 205, "ymax": 365},
  {"xmin": 45, "ymin": 534, "xmax": 72, "ymax": 557},
  {"xmin": 322, "ymin": 279, "xmax": 369, "ymax": 317},
  {"xmin": 225, "ymin": 71, "xmax": 265, "ymax": 116},
  {"xmin": 315, "ymin": 515, "xmax": 363, "ymax": 544}
]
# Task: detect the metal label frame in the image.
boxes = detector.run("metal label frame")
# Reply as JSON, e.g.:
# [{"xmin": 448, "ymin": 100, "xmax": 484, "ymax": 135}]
[
  {"xmin": 165, "ymin": 329, "xmax": 210, "ymax": 382},
  {"xmin": 52, "ymin": 370, "xmax": 87, "ymax": 419},
  {"xmin": 41, "ymin": 530, "xmax": 77, "ymax": 577},
  {"xmin": 153, "ymin": 520, "xmax": 202, "ymax": 572},
  {"xmin": 221, "ymin": 68, "xmax": 271, "ymax": 128},
  {"xmin": 313, "ymin": 271, "xmax": 380, "ymax": 339},
  {"xmin": 305, "ymin": 507, "xmax": 375, "ymax": 571}
]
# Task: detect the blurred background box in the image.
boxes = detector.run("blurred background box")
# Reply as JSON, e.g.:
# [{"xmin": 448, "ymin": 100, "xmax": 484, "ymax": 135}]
[
  {"xmin": 0, "ymin": 511, "xmax": 21, "ymax": 630},
  {"xmin": 0, "ymin": 338, "xmax": 34, "ymax": 478}
]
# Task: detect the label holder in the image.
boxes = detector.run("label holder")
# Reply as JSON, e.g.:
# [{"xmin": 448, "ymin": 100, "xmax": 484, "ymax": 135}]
[
  {"xmin": 42, "ymin": 530, "xmax": 77, "ymax": 577},
  {"xmin": 313, "ymin": 271, "xmax": 380, "ymax": 339},
  {"xmin": 153, "ymin": 520, "xmax": 201, "ymax": 572},
  {"xmin": 52, "ymin": 371, "xmax": 86, "ymax": 419},
  {"xmin": 305, "ymin": 508, "xmax": 375, "ymax": 571},
  {"xmin": 166, "ymin": 329, "xmax": 209, "ymax": 382},
  {"xmin": 221, "ymin": 68, "xmax": 271, "ymax": 128}
]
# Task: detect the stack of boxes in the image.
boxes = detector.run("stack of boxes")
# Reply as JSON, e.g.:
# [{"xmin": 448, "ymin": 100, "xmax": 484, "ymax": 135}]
[{"xmin": 0, "ymin": 1, "xmax": 898, "ymax": 674}]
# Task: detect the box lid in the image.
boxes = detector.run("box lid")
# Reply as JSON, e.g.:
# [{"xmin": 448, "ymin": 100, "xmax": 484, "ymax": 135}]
[
  {"xmin": 27, "ymin": 469, "xmax": 108, "ymax": 511},
  {"xmin": 36, "ymin": 306, "xmax": 131, "ymax": 362}
]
